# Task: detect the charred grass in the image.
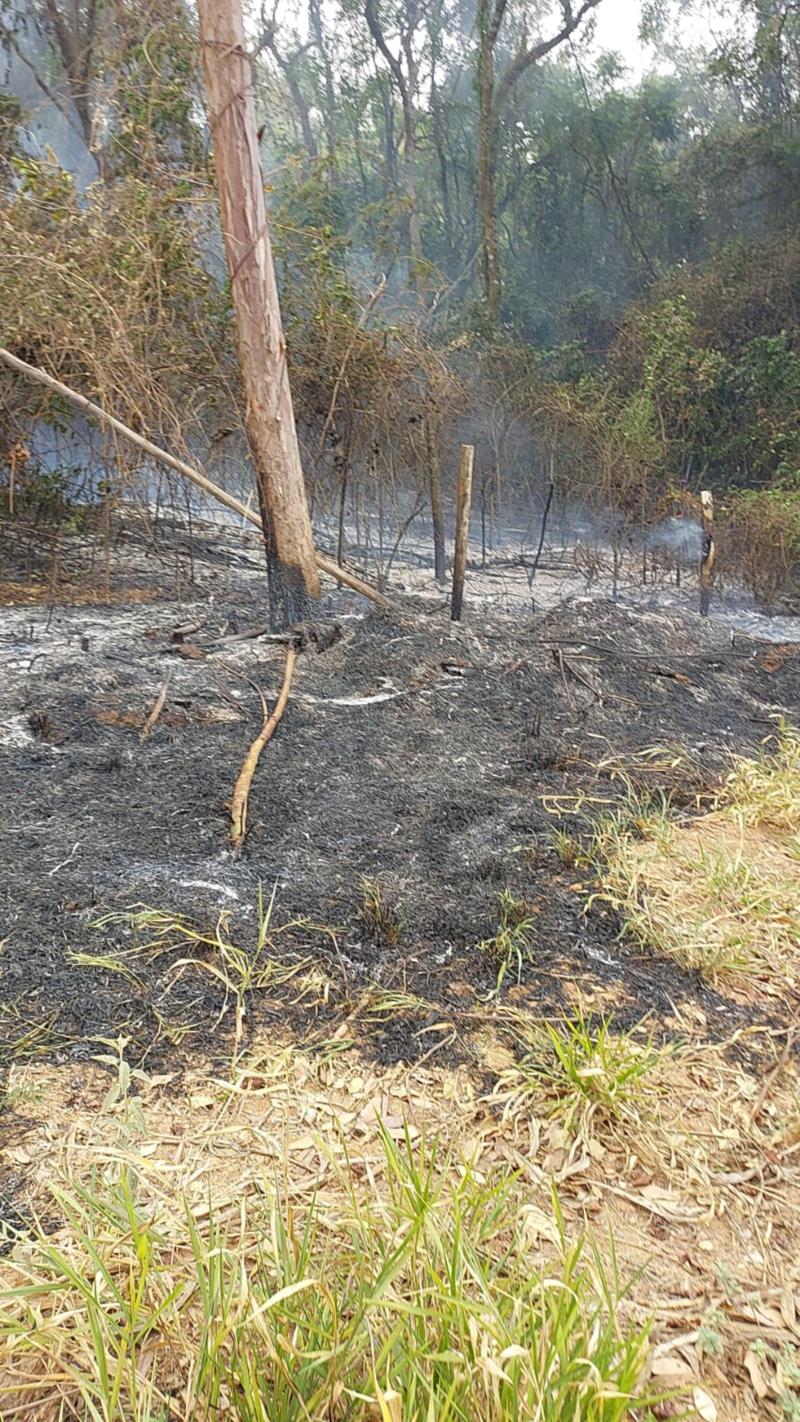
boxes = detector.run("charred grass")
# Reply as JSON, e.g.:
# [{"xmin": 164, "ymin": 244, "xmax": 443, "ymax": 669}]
[{"xmin": 3, "ymin": 569, "xmax": 800, "ymax": 1418}]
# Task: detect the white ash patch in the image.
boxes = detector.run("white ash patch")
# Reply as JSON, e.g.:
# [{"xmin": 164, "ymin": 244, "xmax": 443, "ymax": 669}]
[
  {"xmin": 177, "ymin": 878, "xmax": 240, "ymax": 903},
  {"xmin": 0, "ymin": 713, "xmax": 37, "ymax": 748},
  {"xmin": 392, "ymin": 533, "xmax": 800, "ymax": 644}
]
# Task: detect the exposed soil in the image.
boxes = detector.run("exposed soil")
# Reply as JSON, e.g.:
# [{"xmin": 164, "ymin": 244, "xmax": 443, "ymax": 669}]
[{"xmin": 2, "ymin": 518, "xmax": 799, "ymax": 1085}]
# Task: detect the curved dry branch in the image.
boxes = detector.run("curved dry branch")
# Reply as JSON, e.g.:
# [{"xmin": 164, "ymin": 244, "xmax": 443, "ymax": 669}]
[
  {"xmin": 140, "ymin": 676, "xmax": 170, "ymax": 743},
  {"xmin": 229, "ymin": 645, "xmax": 296, "ymax": 857}
]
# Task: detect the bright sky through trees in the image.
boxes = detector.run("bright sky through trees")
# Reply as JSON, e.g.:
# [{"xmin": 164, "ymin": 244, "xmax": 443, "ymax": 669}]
[{"xmin": 592, "ymin": 0, "xmax": 736, "ymax": 77}]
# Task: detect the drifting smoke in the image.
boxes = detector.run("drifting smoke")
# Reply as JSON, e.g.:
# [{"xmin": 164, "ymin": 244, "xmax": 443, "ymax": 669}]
[
  {"xmin": 646, "ymin": 516, "xmax": 705, "ymax": 562},
  {"xmin": 2, "ymin": 2, "xmax": 99, "ymax": 192}
]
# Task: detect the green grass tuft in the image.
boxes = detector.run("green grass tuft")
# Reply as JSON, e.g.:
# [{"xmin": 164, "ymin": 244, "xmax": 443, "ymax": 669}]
[
  {"xmin": 0, "ymin": 1130, "xmax": 655, "ymax": 1421},
  {"xmin": 358, "ymin": 877, "xmax": 402, "ymax": 948},
  {"xmin": 501, "ymin": 1007, "xmax": 662, "ymax": 1130},
  {"xmin": 478, "ymin": 889, "xmax": 538, "ymax": 993}
]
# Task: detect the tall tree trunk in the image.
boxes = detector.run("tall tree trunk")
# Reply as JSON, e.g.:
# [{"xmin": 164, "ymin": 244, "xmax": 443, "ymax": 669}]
[
  {"xmin": 350, "ymin": 108, "xmax": 372, "ymax": 200},
  {"xmin": 284, "ymin": 66, "xmax": 318, "ymax": 157},
  {"xmin": 401, "ymin": 91, "xmax": 426, "ymax": 308},
  {"xmin": 379, "ymin": 76, "xmax": 399, "ymax": 192},
  {"xmin": 428, "ymin": 12, "xmax": 455, "ymax": 263},
  {"xmin": 42, "ymin": 0, "xmax": 96, "ymax": 144},
  {"xmin": 351, "ymin": 111, "xmax": 369, "ymax": 201},
  {"xmin": 308, "ymin": 0, "xmax": 338, "ymax": 160},
  {"xmin": 474, "ymin": 0, "xmax": 603, "ymax": 324},
  {"xmin": 197, "ymin": 0, "xmax": 320, "ymax": 627},
  {"xmin": 476, "ymin": 3, "xmax": 501, "ymax": 322},
  {"xmin": 261, "ymin": 25, "xmax": 318, "ymax": 159},
  {"xmin": 365, "ymin": 0, "xmax": 426, "ymax": 309},
  {"xmin": 755, "ymin": 0, "xmax": 786, "ymax": 119},
  {"xmin": 399, "ymin": 32, "xmax": 425, "ymax": 309}
]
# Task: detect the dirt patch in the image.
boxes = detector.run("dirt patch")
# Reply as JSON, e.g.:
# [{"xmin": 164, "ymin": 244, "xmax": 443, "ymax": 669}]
[{"xmin": 0, "ymin": 578, "xmax": 163, "ymax": 607}]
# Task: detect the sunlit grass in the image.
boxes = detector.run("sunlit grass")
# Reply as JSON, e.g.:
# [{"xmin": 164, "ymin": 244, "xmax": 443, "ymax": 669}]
[
  {"xmin": 724, "ymin": 718, "xmax": 800, "ymax": 836},
  {"xmin": 357, "ymin": 876, "xmax": 403, "ymax": 948},
  {"xmin": 494, "ymin": 1005, "xmax": 664, "ymax": 1133},
  {"xmin": 0, "ymin": 1128, "xmax": 654, "ymax": 1422},
  {"xmin": 89, "ymin": 889, "xmax": 337, "ymax": 1061},
  {"xmin": 586, "ymin": 724, "xmax": 800, "ymax": 984},
  {"xmin": 478, "ymin": 888, "xmax": 539, "ymax": 993},
  {"xmin": 0, "ymin": 1001, "xmax": 69, "ymax": 1064}
]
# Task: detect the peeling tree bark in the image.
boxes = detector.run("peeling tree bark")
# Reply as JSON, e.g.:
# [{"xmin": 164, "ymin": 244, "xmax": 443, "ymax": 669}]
[
  {"xmin": 197, "ymin": 0, "xmax": 320, "ymax": 628},
  {"xmin": 699, "ymin": 489, "xmax": 716, "ymax": 617}
]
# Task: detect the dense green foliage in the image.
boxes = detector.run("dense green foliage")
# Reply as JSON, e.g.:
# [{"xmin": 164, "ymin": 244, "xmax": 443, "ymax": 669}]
[{"xmin": 1, "ymin": 0, "xmax": 800, "ymax": 596}]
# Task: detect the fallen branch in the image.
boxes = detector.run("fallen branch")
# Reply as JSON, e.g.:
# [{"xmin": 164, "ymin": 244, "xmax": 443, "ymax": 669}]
[
  {"xmin": 171, "ymin": 618, "xmax": 206, "ymax": 642},
  {"xmin": 211, "ymin": 624, "xmax": 270, "ymax": 647},
  {"xmin": 0, "ymin": 348, "xmax": 390, "ymax": 609},
  {"xmin": 229, "ymin": 645, "xmax": 296, "ymax": 857},
  {"xmin": 552, "ymin": 648, "xmax": 575, "ymax": 711},
  {"xmin": 140, "ymin": 677, "xmax": 170, "ymax": 742},
  {"xmin": 212, "ymin": 621, "xmax": 341, "ymax": 653},
  {"xmin": 559, "ymin": 653, "xmax": 601, "ymax": 703}
]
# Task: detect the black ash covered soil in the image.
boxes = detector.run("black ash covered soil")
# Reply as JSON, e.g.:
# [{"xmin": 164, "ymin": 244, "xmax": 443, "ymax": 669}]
[{"xmin": 1, "ymin": 524, "xmax": 799, "ymax": 1080}]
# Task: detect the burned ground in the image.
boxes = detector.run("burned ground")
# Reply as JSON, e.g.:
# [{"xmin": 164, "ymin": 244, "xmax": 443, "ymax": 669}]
[
  {"xmin": 3, "ymin": 527, "xmax": 800, "ymax": 1421},
  {"xmin": 1, "ymin": 525, "xmax": 798, "ymax": 1090}
]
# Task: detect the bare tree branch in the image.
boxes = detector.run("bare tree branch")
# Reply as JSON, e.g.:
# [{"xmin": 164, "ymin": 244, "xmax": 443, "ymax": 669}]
[{"xmin": 495, "ymin": 0, "xmax": 603, "ymax": 114}]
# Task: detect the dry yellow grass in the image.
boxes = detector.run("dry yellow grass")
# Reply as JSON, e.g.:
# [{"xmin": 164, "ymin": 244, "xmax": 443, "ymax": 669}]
[
  {"xmin": 592, "ymin": 722, "xmax": 800, "ymax": 991},
  {"xmin": 1, "ymin": 1024, "xmax": 799, "ymax": 1421}
]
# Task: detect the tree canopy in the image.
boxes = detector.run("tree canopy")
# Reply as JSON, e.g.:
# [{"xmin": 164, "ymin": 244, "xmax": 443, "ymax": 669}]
[{"xmin": 2, "ymin": 0, "xmax": 800, "ymax": 597}]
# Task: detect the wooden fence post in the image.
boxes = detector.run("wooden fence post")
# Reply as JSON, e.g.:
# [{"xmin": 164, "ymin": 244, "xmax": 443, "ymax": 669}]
[
  {"xmin": 451, "ymin": 444, "xmax": 475, "ymax": 621},
  {"xmin": 699, "ymin": 489, "xmax": 716, "ymax": 617}
]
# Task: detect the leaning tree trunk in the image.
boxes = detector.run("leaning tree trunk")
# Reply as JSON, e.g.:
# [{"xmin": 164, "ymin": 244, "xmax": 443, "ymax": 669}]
[{"xmin": 196, "ymin": 0, "xmax": 320, "ymax": 627}]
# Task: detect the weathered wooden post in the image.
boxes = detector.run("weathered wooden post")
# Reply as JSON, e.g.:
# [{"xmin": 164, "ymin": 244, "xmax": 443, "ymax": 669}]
[
  {"xmin": 451, "ymin": 443, "xmax": 474, "ymax": 621},
  {"xmin": 699, "ymin": 489, "xmax": 716, "ymax": 617},
  {"xmin": 530, "ymin": 473, "xmax": 555, "ymax": 582}
]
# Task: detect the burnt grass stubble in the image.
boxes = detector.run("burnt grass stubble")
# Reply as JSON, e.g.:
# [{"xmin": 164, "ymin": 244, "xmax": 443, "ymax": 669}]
[{"xmin": 1, "ymin": 526, "xmax": 799, "ymax": 1230}]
